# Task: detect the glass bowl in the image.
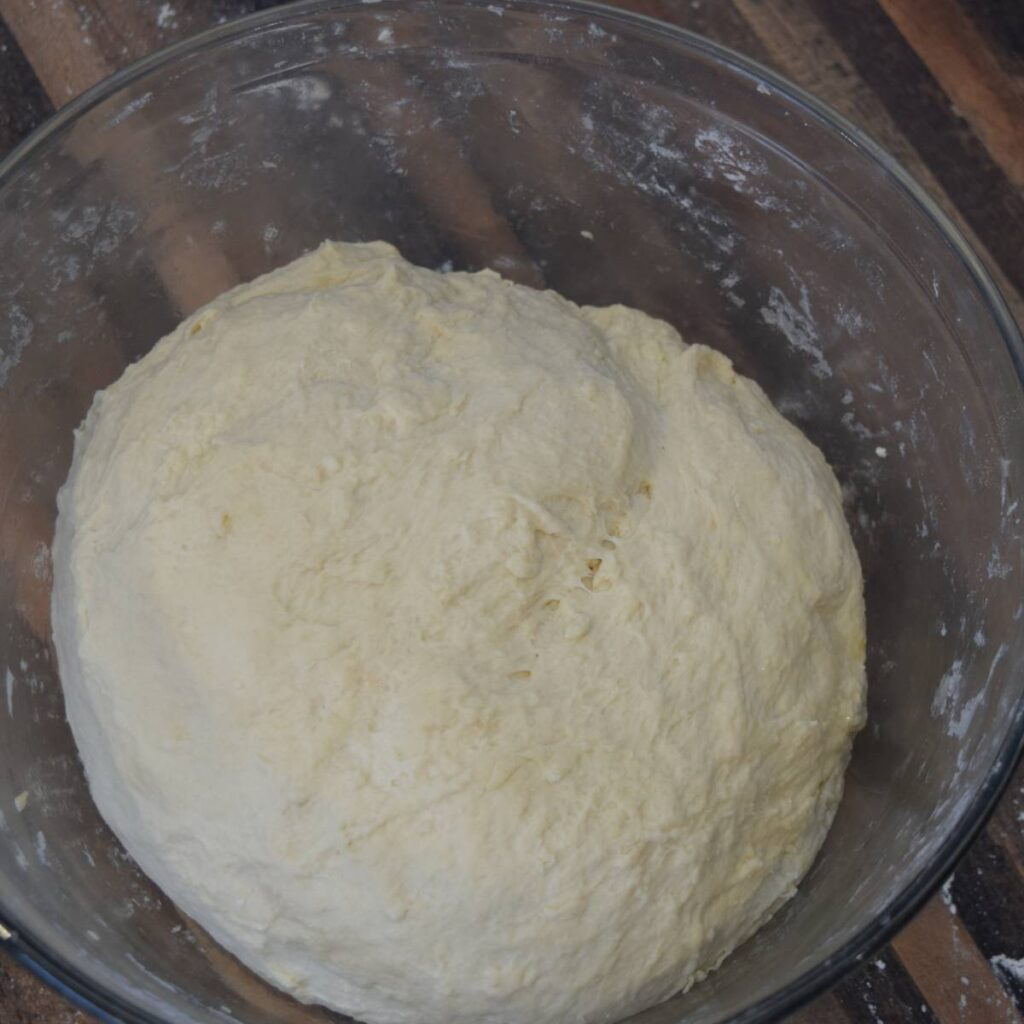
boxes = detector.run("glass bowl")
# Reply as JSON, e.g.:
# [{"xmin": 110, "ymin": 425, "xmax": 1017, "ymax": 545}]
[{"xmin": 0, "ymin": 1, "xmax": 1022, "ymax": 1022}]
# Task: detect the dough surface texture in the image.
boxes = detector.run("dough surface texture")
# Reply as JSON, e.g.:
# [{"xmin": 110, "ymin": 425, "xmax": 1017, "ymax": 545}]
[{"xmin": 53, "ymin": 241, "xmax": 866, "ymax": 1024}]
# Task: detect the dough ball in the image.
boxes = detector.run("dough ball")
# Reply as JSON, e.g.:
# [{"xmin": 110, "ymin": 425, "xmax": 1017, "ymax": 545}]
[{"xmin": 53, "ymin": 241, "xmax": 865, "ymax": 1024}]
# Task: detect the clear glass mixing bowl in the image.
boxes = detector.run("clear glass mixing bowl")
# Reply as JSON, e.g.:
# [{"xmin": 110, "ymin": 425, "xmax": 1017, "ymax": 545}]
[{"xmin": 0, "ymin": 1, "xmax": 1022, "ymax": 1022}]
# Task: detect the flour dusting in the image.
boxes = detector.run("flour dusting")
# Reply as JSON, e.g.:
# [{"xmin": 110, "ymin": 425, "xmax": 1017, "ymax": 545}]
[
  {"xmin": 939, "ymin": 874, "xmax": 957, "ymax": 915},
  {"xmin": 931, "ymin": 659, "xmax": 964, "ymax": 718},
  {"xmin": 759, "ymin": 285, "xmax": 832, "ymax": 379},
  {"xmin": 991, "ymin": 953, "xmax": 1024, "ymax": 987}
]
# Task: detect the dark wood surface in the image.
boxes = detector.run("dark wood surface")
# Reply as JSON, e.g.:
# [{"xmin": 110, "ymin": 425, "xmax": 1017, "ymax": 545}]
[{"xmin": 0, "ymin": 1, "xmax": 1022, "ymax": 1022}]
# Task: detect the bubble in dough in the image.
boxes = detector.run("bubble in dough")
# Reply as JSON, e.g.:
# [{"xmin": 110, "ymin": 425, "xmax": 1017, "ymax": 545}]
[{"xmin": 52, "ymin": 241, "xmax": 866, "ymax": 1024}]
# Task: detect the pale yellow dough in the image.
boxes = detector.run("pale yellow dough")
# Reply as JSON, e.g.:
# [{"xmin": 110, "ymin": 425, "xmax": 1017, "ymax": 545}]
[{"xmin": 52, "ymin": 241, "xmax": 866, "ymax": 1024}]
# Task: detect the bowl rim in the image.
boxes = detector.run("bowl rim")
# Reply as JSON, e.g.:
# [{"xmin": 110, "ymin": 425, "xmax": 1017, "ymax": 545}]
[{"xmin": 1, "ymin": 1, "xmax": 1023, "ymax": 1022}]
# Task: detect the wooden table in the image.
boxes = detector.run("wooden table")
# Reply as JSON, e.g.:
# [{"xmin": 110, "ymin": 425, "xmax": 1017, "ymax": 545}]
[{"xmin": 0, "ymin": 0, "xmax": 1022, "ymax": 1022}]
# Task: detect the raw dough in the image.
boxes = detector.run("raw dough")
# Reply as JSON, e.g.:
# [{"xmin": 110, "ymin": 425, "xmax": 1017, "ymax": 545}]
[{"xmin": 53, "ymin": 241, "xmax": 866, "ymax": 1024}]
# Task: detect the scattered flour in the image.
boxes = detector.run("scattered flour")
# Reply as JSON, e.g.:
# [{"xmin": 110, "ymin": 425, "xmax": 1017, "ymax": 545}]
[
  {"xmin": 156, "ymin": 3, "xmax": 177, "ymax": 29},
  {"xmin": 759, "ymin": 285, "xmax": 832, "ymax": 379},
  {"xmin": 939, "ymin": 874, "xmax": 957, "ymax": 915},
  {"xmin": 932, "ymin": 659, "xmax": 964, "ymax": 718},
  {"xmin": 991, "ymin": 953, "xmax": 1024, "ymax": 987}
]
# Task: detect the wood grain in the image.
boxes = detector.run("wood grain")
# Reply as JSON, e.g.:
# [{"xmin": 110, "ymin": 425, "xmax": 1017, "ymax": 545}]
[
  {"xmin": 0, "ymin": 950, "xmax": 88, "ymax": 1024},
  {"xmin": 730, "ymin": 0, "xmax": 1024, "ymax": 333},
  {"xmin": 0, "ymin": 2, "xmax": 1022, "ymax": 1024},
  {"xmin": 0, "ymin": 16, "xmax": 52, "ymax": 157},
  {"xmin": 877, "ymin": 0, "xmax": 1024, "ymax": 189},
  {"xmin": 806, "ymin": 0, "xmax": 1024, "ymax": 304},
  {"xmin": 963, "ymin": 0, "xmax": 1024, "ymax": 75},
  {"xmin": 833, "ymin": 948, "xmax": 937, "ymax": 1024},
  {"xmin": 893, "ymin": 890, "xmax": 1021, "ymax": 1024},
  {"xmin": 947, "ymin": 834, "xmax": 1024, "ymax": 1016}
]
